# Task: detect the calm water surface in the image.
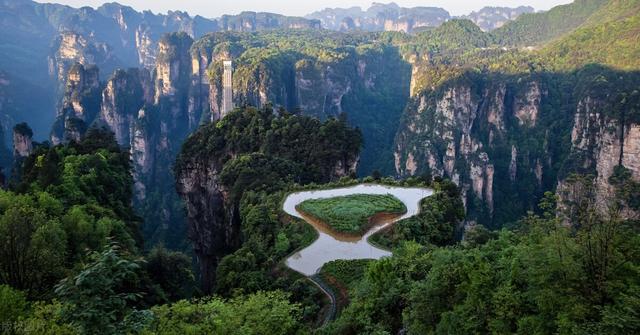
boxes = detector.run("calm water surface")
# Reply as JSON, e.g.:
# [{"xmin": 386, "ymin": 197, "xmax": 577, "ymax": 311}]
[{"xmin": 284, "ymin": 184, "xmax": 433, "ymax": 276}]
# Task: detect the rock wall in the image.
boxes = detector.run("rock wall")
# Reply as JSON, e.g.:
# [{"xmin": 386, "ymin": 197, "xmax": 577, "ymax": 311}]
[
  {"xmin": 12, "ymin": 124, "xmax": 33, "ymax": 159},
  {"xmin": 175, "ymin": 159, "xmax": 239, "ymax": 294},
  {"xmin": 394, "ymin": 67, "xmax": 640, "ymax": 226},
  {"xmin": 394, "ymin": 72, "xmax": 561, "ymax": 226},
  {"xmin": 51, "ymin": 64, "xmax": 102, "ymax": 144}
]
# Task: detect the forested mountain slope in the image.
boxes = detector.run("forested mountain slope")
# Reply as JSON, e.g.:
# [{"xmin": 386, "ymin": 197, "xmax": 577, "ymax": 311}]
[{"xmin": 491, "ymin": 0, "xmax": 608, "ymax": 46}]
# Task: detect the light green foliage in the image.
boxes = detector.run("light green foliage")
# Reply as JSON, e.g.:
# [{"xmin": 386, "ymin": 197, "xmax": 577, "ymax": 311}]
[
  {"xmin": 491, "ymin": 0, "xmax": 608, "ymax": 46},
  {"xmin": 320, "ymin": 259, "xmax": 372, "ymax": 308},
  {"xmin": 0, "ymin": 285, "xmax": 29, "ymax": 329},
  {"xmin": 143, "ymin": 291, "xmax": 303, "ymax": 335},
  {"xmin": 54, "ymin": 244, "xmax": 142, "ymax": 335},
  {"xmin": 16, "ymin": 301, "xmax": 80, "ymax": 335},
  {"xmin": 329, "ymin": 192, "xmax": 640, "ymax": 335},
  {"xmin": 297, "ymin": 194, "xmax": 406, "ymax": 234}
]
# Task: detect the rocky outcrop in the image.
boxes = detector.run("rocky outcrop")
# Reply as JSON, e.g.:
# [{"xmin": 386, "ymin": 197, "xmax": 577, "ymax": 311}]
[
  {"xmin": 462, "ymin": 6, "xmax": 534, "ymax": 31},
  {"xmin": 12, "ymin": 123, "xmax": 33, "ymax": 158},
  {"xmin": 51, "ymin": 64, "xmax": 102, "ymax": 144},
  {"xmin": 559, "ymin": 95, "xmax": 640, "ymax": 216},
  {"xmin": 308, "ymin": 3, "xmax": 530, "ymax": 32},
  {"xmin": 48, "ymin": 32, "xmax": 120, "ymax": 93},
  {"xmin": 307, "ymin": 3, "xmax": 449, "ymax": 32},
  {"xmin": 394, "ymin": 74, "xmax": 554, "ymax": 226},
  {"xmin": 99, "ymin": 68, "xmax": 152, "ymax": 145},
  {"xmin": 395, "ymin": 65, "xmax": 640, "ymax": 226},
  {"xmin": 175, "ymin": 159, "xmax": 239, "ymax": 294}
]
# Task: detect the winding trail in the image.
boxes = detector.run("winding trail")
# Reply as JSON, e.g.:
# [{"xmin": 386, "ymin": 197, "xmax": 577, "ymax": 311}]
[{"xmin": 283, "ymin": 184, "xmax": 433, "ymax": 321}]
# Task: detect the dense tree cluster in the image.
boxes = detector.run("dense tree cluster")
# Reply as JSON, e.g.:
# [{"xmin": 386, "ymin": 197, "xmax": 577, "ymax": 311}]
[
  {"xmin": 326, "ymin": 191, "xmax": 640, "ymax": 334},
  {"xmin": 0, "ymin": 128, "xmax": 196, "ymax": 334}
]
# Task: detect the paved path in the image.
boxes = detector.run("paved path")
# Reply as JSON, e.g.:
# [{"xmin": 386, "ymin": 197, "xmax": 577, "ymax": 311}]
[{"xmin": 309, "ymin": 275, "xmax": 337, "ymax": 325}]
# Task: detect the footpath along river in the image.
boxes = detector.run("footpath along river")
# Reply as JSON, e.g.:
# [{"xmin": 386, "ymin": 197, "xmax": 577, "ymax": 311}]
[{"xmin": 284, "ymin": 184, "xmax": 433, "ymax": 276}]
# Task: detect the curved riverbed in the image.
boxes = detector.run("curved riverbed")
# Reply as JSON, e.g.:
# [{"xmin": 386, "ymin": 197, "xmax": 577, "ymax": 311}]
[{"xmin": 284, "ymin": 184, "xmax": 433, "ymax": 276}]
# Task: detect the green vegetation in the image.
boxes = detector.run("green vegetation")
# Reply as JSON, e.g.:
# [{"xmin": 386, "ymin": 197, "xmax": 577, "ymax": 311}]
[
  {"xmin": 0, "ymin": 128, "xmax": 196, "ymax": 334},
  {"xmin": 326, "ymin": 191, "xmax": 640, "ymax": 334},
  {"xmin": 297, "ymin": 194, "xmax": 406, "ymax": 234},
  {"xmin": 176, "ymin": 105, "xmax": 364, "ymax": 322},
  {"xmin": 491, "ymin": 0, "xmax": 608, "ymax": 46},
  {"xmin": 371, "ymin": 180, "xmax": 465, "ymax": 248},
  {"xmin": 319, "ymin": 260, "xmax": 371, "ymax": 314},
  {"xmin": 142, "ymin": 291, "xmax": 303, "ymax": 335},
  {"xmin": 194, "ymin": 30, "xmax": 410, "ymax": 175}
]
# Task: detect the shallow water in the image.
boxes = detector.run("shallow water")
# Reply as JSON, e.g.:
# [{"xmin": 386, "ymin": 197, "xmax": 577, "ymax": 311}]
[{"xmin": 284, "ymin": 184, "xmax": 433, "ymax": 276}]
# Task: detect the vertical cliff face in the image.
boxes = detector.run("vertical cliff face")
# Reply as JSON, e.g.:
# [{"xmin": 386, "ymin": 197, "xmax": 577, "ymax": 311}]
[
  {"xmin": 558, "ymin": 90, "xmax": 640, "ymax": 217},
  {"xmin": 12, "ymin": 123, "xmax": 33, "ymax": 159},
  {"xmin": 99, "ymin": 68, "xmax": 152, "ymax": 145},
  {"xmin": 154, "ymin": 33, "xmax": 194, "ymax": 136},
  {"xmin": 394, "ymin": 65, "xmax": 640, "ymax": 226},
  {"xmin": 51, "ymin": 64, "xmax": 102, "ymax": 144},
  {"xmin": 394, "ymin": 72, "xmax": 563, "ymax": 226},
  {"xmin": 195, "ymin": 34, "xmax": 410, "ymax": 174},
  {"xmin": 44, "ymin": 32, "xmax": 197, "ymax": 248},
  {"xmin": 175, "ymin": 159, "xmax": 237, "ymax": 294},
  {"xmin": 48, "ymin": 32, "xmax": 120, "ymax": 94}
]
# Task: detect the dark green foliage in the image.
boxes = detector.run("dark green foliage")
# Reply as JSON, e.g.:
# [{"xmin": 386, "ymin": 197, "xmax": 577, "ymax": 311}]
[
  {"xmin": 297, "ymin": 194, "xmax": 406, "ymax": 234},
  {"xmin": 320, "ymin": 260, "xmax": 371, "ymax": 292},
  {"xmin": 609, "ymin": 165, "xmax": 640, "ymax": 210},
  {"xmin": 372, "ymin": 180, "xmax": 465, "ymax": 248},
  {"xmin": 220, "ymin": 153, "xmax": 301, "ymax": 203},
  {"xmin": 13, "ymin": 122, "xmax": 33, "ymax": 138},
  {"xmin": 0, "ymin": 191, "xmax": 67, "ymax": 297},
  {"xmin": 177, "ymin": 105, "xmax": 362, "ymax": 187},
  {"xmin": 329, "ymin": 194, "xmax": 640, "ymax": 335},
  {"xmin": 144, "ymin": 246, "xmax": 197, "ymax": 302}
]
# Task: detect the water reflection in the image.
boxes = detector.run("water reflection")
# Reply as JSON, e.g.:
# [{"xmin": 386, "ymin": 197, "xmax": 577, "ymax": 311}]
[{"xmin": 284, "ymin": 184, "xmax": 433, "ymax": 276}]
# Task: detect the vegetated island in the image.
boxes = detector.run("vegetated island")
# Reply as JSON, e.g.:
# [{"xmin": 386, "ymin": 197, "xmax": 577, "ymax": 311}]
[{"xmin": 296, "ymin": 194, "xmax": 407, "ymax": 235}]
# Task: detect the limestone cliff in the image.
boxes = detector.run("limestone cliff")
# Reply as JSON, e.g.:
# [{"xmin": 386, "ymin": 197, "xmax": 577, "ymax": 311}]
[
  {"xmin": 48, "ymin": 32, "xmax": 120, "ymax": 94},
  {"xmin": 558, "ymin": 91, "xmax": 640, "ymax": 217},
  {"xmin": 395, "ymin": 72, "xmax": 554, "ymax": 226},
  {"xmin": 99, "ymin": 68, "xmax": 152, "ymax": 145},
  {"xmin": 12, "ymin": 123, "xmax": 33, "ymax": 158},
  {"xmin": 51, "ymin": 64, "xmax": 101, "ymax": 144},
  {"xmin": 194, "ymin": 33, "xmax": 411, "ymax": 174},
  {"xmin": 175, "ymin": 157, "xmax": 238, "ymax": 294},
  {"xmin": 394, "ymin": 67, "xmax": 640, "ymax": 226}
]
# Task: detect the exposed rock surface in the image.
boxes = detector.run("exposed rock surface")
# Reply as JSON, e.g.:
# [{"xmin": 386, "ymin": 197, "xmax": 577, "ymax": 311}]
[
  {"xmin": 12, "ymin": 123, "xmax": 33, "ymax": 158},
  {"xmin": 51, "ymin": 64, "xmax": 101, "ymax": 144},
  {"xmin": 307, "ymin": 3, "xmax": 449, "ymax": 33},
  {"xmin": 175, "ymin": 159, "xmax": 239, "ymax": 294},
  {"xmin": 307, "ymin": 3, "xmax": 531, "ymax": 32},
  {"xmin": 462, "ymin": 6, "xmax": 534, "ymax": 31}
]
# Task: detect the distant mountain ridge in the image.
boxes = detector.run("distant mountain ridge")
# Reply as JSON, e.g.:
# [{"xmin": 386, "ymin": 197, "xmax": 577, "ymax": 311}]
[
  {"xmin": 306, "ymin": 2, "xmax": 534, "ymax": 33},
  {"xmin": 0, "ymin": 0, "xmax": 320, "ymax": 135}
]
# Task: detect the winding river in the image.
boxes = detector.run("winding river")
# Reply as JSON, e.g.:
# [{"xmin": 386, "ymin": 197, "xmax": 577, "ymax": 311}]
[{"xmin": 284, "ymin": 184, "xmax": 433, "ymax": 276}]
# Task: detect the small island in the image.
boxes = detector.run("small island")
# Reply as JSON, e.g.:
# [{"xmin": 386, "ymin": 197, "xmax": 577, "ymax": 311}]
[{"xmin": 296, "ymin": 193, "xmax": 407, "ymax": 234}]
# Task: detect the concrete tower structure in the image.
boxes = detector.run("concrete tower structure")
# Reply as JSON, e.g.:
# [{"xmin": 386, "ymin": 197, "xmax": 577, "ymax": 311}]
[{"xmin": 222, "ymin": 60, "xmax": 234, "ymax": 117}]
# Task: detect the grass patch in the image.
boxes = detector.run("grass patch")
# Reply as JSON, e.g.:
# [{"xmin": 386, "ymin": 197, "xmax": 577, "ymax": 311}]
[{"xmin": 296, "ymin": 194, "xmax": 407, "ymax": 234}]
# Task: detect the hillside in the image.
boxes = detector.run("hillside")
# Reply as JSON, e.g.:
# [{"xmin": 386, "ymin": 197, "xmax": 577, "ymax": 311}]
[{"xmin": 491, "ymin": 0, "xmax": 608, "ymax": 46}]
